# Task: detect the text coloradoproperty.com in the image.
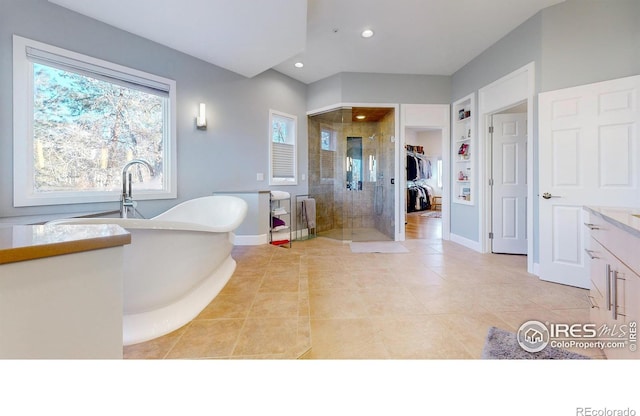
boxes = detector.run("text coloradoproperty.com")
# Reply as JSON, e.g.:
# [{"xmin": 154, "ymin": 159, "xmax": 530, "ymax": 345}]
[{"xmin": 551, "ymin": 340, "xmax": 628, "ymax": 350}]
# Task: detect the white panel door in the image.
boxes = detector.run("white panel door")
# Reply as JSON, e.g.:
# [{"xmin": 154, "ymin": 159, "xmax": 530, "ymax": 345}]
[
  {"xmin": 491, "ymin": 113, "xmax": 527, "ymax": 254},
  {"xmin": 539, "ymin": 75, "xmax": 640, "ymax": 288}
]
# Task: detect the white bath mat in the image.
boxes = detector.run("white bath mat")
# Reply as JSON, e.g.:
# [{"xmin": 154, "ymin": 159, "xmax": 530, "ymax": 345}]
[{"xmin": 349, "ymin": 241, "xmax": 409, "ymax": 253}]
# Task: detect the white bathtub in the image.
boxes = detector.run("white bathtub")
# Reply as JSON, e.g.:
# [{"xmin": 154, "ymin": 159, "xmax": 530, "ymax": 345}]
[{"xmin": 48, "ymin": 195, "xmax": 248, "ymax": 346}]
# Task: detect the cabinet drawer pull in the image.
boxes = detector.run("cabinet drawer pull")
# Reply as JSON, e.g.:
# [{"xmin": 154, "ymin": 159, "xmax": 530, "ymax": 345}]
[
  {"xmin": 587, "ymin": 295, "xmax": 599, "ymax": 309},
  {"xmin": 605, "ymin": 264, "xmax": 612, "ymax": 312},
  {"xmin": 584, "ymin": 222, "xmax": 600, "ymax": 230},
  {"xmin": 612, "ymin": 269, "xmax": 618, "ymax": 320},
  {"xmin": 611, "ymin": 271, "xmax": 626, "ymax": 321},
  {"xmin": 584, "ymin": 249, "xmax": 599, "ymax": 259}
]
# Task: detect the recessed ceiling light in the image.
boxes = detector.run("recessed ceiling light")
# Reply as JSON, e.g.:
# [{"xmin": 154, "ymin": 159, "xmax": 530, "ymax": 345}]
[
  {"xmin": 356, "ymin": 115, "xmax": 366, "ymax": 120},
  {"xmin": 294, "ymin": 62, "xmax": 304, "ymax": 68},
  {"xmin": 361, "ymin": 29, "xmax": 374, "ymax": 38}
]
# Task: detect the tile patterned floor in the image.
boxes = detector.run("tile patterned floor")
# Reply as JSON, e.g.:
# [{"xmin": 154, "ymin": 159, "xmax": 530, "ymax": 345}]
[{"xmin": 124, "ymin": 212, "xmax": 603, "ymax": 359}]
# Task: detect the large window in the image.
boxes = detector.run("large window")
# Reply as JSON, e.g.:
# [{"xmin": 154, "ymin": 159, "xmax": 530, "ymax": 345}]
[
  {"xmin": 13, "ymin": 35, "xmax": 177, "ymax": 207},
  {"xmin": 269, "ymin": 109, "xmax": 297, "ymax": 185}
]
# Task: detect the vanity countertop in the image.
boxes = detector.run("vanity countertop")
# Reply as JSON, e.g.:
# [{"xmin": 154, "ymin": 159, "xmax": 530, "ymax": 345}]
[
  {"xmin": 584, "ymin": 206, "xmax": 640, "ymax": 239},
  {"xmin": 0, "ymin": 224, "xmax": 131, "ymax": 265}
]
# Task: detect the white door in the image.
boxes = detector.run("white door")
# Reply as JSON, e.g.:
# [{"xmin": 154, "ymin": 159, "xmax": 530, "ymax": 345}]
[
  {"xmin": 491, "ymin": 113, "xmax": 527, "ymax": 254},
  {"xmin": 539, "ymin": 75, "xmax": 640, "ymax": 288}
]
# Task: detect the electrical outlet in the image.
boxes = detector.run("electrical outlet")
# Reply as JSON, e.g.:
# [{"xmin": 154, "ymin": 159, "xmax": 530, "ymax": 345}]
[{"xmin": 257, "ymin": 173, "xmax": 264, "ymax": 181}]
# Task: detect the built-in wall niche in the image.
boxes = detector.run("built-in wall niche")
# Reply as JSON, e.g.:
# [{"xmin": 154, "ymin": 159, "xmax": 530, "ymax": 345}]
[
  {"xmin": 346, "ymin": 136, "xmax": 362, "ymax": 190},
  {"xmin": 452, "ymin": 93, "xmax": 474, "ymax": 205}
]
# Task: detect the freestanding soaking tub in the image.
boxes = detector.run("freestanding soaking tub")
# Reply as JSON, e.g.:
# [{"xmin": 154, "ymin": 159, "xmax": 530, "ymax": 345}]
[{"xmin": 49, "ymin": 195, "xmax": 248, "ymax": 346}]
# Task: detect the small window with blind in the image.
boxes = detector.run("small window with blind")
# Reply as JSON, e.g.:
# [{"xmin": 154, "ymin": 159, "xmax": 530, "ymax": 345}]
[
  {"xmin": 320, "ymin": 126, "xmax": 336, "ymax": 182},
  {"xmin": 269, "ymin": 109, "xmax": 297, "ymax": 185}
]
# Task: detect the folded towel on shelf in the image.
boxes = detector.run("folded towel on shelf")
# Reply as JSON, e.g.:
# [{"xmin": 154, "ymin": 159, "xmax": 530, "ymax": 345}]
[
  {"xmin": 302, "ymin": 198, "xmax": 316, "ymax": 229},
  {"xmin": 271, "ymin": 190, "xmax": 290, "ymax": 200},
  {"xmin": 272, "ymin": 216, "xmax": 286, "ymax": 228},
  {"xmin": 272, "ymin": 207, "xmax": 287, "ymax": 215}
]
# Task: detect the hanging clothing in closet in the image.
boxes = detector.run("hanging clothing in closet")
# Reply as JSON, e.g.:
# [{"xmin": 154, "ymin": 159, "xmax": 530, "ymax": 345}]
[
  {"xmin": 406, "ymin": 153, "xmax": 431, "ymax": 181},
  {"xmin": 407, "ymin": 182, "xmax": 433, "ymax": 212}
]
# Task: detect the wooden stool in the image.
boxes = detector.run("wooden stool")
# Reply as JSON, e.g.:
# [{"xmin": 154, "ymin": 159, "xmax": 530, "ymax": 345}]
[{"xmin": 432, "ymin": 196, "xmax": 442, "ymax": 211}]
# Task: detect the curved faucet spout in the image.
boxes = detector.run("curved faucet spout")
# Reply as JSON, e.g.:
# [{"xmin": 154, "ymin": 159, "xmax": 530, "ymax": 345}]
[
  {"xmin": 121, "ymin": 158, "xmax": 155, "ymax": 218},
  {"xmin": 122, "ymin": 158, "xmax": 155, "ymax": 177}
]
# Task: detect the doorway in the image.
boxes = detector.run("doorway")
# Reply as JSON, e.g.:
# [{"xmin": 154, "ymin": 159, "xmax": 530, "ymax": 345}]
[
  {"xmin": 489, "ymin": 103, "xmax": 528, "ymax": 254},
  {"xmin": 405, "ymin": 127, "xmax": 443, "ymax": 240},
  {"xmin": 478, "ymin": 62, "xmax": 535, "ymax": 274}
]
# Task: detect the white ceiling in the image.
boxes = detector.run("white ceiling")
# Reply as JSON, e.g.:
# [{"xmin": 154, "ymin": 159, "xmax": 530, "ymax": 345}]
[{"xmin": 49, "ymin": 0, "xmax": 564, "ymax": 85}]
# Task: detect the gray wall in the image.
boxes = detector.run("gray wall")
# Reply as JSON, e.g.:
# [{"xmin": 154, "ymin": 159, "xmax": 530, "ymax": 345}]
[
  {"xmin": 449, "ymin": 0, "xmax": 640, "ymax": 259},
  {"xmin": 540, "ymin": 0, "xmax": 640, "ymax": 92},
  {"xmin": 307, "ymin": 72, "xmax": 451, "ymax": 111},
  {"xmin": 0, "ymin": 0, "xmax": 308, "ymax": 228},
  {"xmin": 449, "ymin": 10, "xmax": 542, "ymax": 245}
]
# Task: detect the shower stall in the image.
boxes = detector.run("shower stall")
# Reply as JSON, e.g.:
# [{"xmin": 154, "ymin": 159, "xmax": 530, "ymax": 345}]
[{"xmin": 307, "ymin": 106, "xmax": 396, "ymax": 241}]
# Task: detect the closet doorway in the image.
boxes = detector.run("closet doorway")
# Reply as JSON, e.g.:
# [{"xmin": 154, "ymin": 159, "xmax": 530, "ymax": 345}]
[
  {"xmin": 489, "ymin": 102, "xmax": 528, "ymax": 254},
  {"xmin": 405, "ymin": 127, "xmax": 443, "ymax": 240}
]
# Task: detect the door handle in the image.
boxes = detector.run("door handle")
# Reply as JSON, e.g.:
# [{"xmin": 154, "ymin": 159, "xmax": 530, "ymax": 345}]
[{"xmin": 541, "ymin": 192, "xmax": 560, "ymax": 199}]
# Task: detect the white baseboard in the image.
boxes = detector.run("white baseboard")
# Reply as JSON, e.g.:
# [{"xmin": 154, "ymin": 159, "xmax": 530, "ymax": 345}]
[
  {"xmin": 232, "ymin": 229, "xmax": 311, "ymax": 246},
  {"xmin": 533, "ymin": 262, "xmax": 540, "ymax": 276},
  {"xmin": 232, "ymin": 233, "xmax": 268, "ymax": 246},
  {"xmin": 450, "ymin": 233, "xmax": 482, "ymax": 252}
]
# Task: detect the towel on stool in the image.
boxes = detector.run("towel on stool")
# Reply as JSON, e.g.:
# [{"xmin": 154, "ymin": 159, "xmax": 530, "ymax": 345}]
[
  {"xmin": 303, "ymin": 198, "xmax": 316, "ymax": 229},
  {"xmin": 271, "ymin": 190, "xmax": 290, "ymax": 200}
]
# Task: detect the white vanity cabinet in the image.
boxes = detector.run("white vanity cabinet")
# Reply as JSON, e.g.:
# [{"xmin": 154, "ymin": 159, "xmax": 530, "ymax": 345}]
[{"xmin": 584, "ymin": 207, "xmax": 640, "ymax": 359}]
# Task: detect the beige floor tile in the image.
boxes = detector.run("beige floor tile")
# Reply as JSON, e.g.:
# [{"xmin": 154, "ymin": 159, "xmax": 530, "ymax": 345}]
[
  {"xmin": 165, "ymin": 319, "xmax": 244, "ymax": 359},
  {"xmin": 374, "ymin": 316, "xmax": 473, "ymax": 359},
  {"xmin": 359, "ymin": 288, "xmax": 430, "ymax": 317},
  {"xmin": 309, "ymin": 289, "xmax": 370, "ymax": 319},
  {"xmin": 196, "ymin": 292, "xmax": 255, "ymax": 319},
  {"xmin": 259, "ymin": 272, "xmax": 300, "ymax": 293},
  {"xmin": 307, "ymin": 318, "xmax": 390, "ymax": 359},
  {"xmin": 408, "ymin": 284, "xmax": 485, "ymax": 314},
  {"xmin": 438, "ymin": 311, "xmax": 512, "ymax": 358},
  {"xmin": 219, "ymin": 273, "xmax": 263, "ymax": 296},
  {"xmin": 248, "ymin": 292, "xmax": 299, "ymax": 318},
  {"xmin": 233, "ymin": 318, "xmax": 299, "ymax": 357},
  {"xmin": 123, "ymin": 324, "xmax": 188, "ymax": 359}
]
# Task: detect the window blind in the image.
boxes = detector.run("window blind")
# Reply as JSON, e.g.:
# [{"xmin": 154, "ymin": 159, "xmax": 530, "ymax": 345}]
[
  {"xmin": 26, "ymin": 46, "xmax": 171, "ymax": 97},
  {"xmin": 272, "ymin": 142, "xmax": 295, "ymax": 178}
]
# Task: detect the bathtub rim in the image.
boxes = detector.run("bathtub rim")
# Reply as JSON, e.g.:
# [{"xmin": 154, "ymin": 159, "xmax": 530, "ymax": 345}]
[{"xmin": 47, "ymin": 217, "xmax": 235, "ymax": 234}]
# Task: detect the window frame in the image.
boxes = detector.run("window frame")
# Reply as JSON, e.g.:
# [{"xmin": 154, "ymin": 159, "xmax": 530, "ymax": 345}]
[
  {"xmin": 319, "ymin": 125, "xmax": 337, "ymax": 183},
  {"xmin": 12, "ymin": 35, "xmax": 177, "ymax": 207},
  {"xmin": 268, "ymin": 109, "xmax": 298, "ymax": 186}
]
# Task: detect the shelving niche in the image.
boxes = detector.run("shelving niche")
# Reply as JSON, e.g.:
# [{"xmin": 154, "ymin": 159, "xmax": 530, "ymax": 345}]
[{"xmin": 452, "ymin": 93, "xmax": 474, "ymax": 205}]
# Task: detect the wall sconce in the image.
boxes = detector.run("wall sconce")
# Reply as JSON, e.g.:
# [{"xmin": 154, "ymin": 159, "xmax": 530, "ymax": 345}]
[{"xmin": 196, "ymin": 103, "xmax": 207, "ymax": 130}]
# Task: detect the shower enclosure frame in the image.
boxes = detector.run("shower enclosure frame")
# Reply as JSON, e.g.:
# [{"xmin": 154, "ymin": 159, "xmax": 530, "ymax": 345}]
[{"xmin": 307, "ymin": 102, "xmax": 401, "ymax": 241}]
